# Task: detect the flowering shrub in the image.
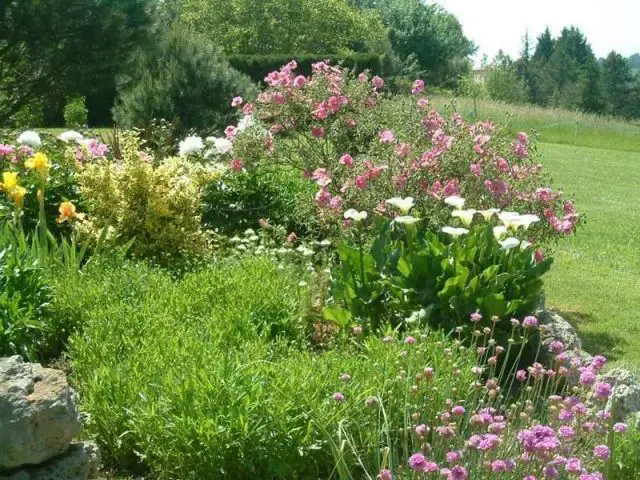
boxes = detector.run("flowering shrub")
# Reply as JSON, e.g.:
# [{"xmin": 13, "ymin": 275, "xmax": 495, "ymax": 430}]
[
  {"xmin": 75, "ymin": 131, "xmax": 220, "ymax": 264},
  {"xmin": 325, "ymin": 196, "xmax": 552, "ymax": 346},
  {"xmin": 215, "ymin": 61, "xmax": 581, "ymax": 241}
]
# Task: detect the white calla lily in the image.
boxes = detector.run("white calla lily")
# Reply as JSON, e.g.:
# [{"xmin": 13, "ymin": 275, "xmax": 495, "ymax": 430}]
[
  {"xmin": 442, "ymin": 226, "xmax": 469, "ymax": 237},
  {"xmin": 478, "ymin": 208, "xmax": 500, "ymax": 220},
  {"xmin": 385, "ymin": 197, "xmax": 415, "ymax": 214},
  {"xmin": 520, "ymin": 240, "xmax": 532, "ymax": 249},
  {"xmin": 511, "ymin": 214, "xmax": 540, "ymax": 230},
  {"xmin": 499, "ymin": 237, "xmax": 521, "ymax": 250},
  {"xmin": 394, "ymin": 215, "xmax": 421, "ymax": 225},
  {"xmin": 493, "ymin": 226, "xmax": 508, "ymax": 239},
  {"xmin": 498, "ymin": 211, "xmax": 521, "ymax": 229},
  {"xmin": 451, "ymin": 209, "xmax": 477, "ymax": 226},
  {"xmin": 444, "ymin": 195, "xmax": 465, "ymax": 209},
  {"xmin": 344, "ymin": 209, "xmax": 368, "ymax": 222}
]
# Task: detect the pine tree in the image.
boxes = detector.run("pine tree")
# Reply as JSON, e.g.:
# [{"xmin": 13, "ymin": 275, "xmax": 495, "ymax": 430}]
[{"xmin": 602, "ymin": 51, "xmax": 635, "ymax": 117}]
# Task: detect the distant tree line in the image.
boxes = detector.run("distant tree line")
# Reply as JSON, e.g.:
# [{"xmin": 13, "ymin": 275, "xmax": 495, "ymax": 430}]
[
  {"xmin": 0, "ymin": 0, "xmax": 476, "ymax": 129},
  {"xmin": 485, "ymin": 27, "xmax": 640, "ymax": 119}
]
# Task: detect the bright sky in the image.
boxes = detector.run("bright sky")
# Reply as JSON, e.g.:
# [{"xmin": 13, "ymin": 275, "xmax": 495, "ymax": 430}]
[{"xmin": 435, "ymin": 0, "xmax": 640, "ymax": 66}]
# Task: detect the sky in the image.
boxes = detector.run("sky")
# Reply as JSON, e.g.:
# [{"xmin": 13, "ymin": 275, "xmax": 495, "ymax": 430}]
[{"xmin": 435, "ymin": 0, "xmax": 640, "ymax": 67}]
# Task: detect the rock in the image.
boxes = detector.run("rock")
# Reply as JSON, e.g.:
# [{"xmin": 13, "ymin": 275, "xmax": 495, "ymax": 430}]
[
  {"xmin": 0, "ymin": 443, "xmax": 98, "ymax": 480},
  {"xmin": 600, "ymin": 368, "xmax": 640, "ymax": 422},
  {"xmin": 0, "ymin": 356, "xmax": 82, "ymax": 470},
  {"xmin": 537, "ymin": 309, "xmax": 583, "ymax": 352}
]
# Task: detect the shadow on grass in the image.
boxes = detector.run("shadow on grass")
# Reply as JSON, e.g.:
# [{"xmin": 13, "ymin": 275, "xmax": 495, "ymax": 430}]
[{"xmin": 555, "ymin": 310, "xmax": 626, "ymax": 362}]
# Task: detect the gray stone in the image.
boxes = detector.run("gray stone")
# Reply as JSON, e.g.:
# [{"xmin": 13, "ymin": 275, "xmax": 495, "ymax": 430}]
[
  {"xmin": 600, "ymin": 368, "xmax": 640, "ymax": 422},
  {"xmin": 537, "ymin": 309, "xmax": 583, "ymax": 352},
  {"xmin": 0, "ymin": 443, "xmax": 97, "ymax": 480},
  {"xmin": 0, "ymin": 356, "xmax": 82, "ymax": 470}
]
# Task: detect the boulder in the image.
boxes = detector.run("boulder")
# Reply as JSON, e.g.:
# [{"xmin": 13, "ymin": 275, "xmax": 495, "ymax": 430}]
[
  {"xmin": 600, "ymin": 368, "xmax": 640, "ymax": 422},
  {"xmin": 537, "ymin": 309, "xmax": 583, "ymax": 352},
  {"xmin": 0, "ymin": 442, "xmax": 98, "ymax": 480},
  {"xmin": 0, "ymin": 356, "xmax": 82, "ymax": 470}
]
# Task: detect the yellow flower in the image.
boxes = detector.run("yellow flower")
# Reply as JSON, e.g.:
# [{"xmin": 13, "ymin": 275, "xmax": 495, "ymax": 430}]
[
  {"xmin": 1, "ymin": 172, "xmax": 18, "ymax": 192},
  {"xmin": 57, "ymin": 201, "xmax": 85, "ymax": 223},
  {"xmin": 25, "ymin": 152, "xmax": 50, "ymax": 175},
  {"xmin": 11, "ymin": 186, "xmax": 27, "ymax": 208}
]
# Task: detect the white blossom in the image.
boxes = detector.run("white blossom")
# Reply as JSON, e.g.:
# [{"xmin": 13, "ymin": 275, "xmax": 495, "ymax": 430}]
[
  {"xmin": 58, "ymin": 131, "xmax": 84, "ymax": 143},
  {"xmin": 178, "ymin": 135, "xmax": 204, "ymax": 157},
  {"xmin": 344, "ymin": 209, "xmax": 368, "ymax": 222},
  {"xmin": 17, "ymin": 130, "xmax": 41, "ymax": 148},
  {"xmin": 385, "ymin": 197, "xmax": 414, "ymax": 214},
  {"xmin": 451, "ymin": 209, "xmax": 477, "ymax": 226},
  {"xmin": 442, "ymin": 226, "xmax": 469, "ymax": 237},
  {"xmin": 444, "ymin": 195, "xmax": 465, "ymax": 209}
]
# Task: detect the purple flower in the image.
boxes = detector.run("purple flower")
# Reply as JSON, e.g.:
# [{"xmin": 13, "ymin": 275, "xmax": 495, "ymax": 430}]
[
  {"xmin": 593, "ymin": 445, "xmax": 610, "ymax": 460},
  {"xmin": 451, "ymin": 405, "xmax": 465, "ymax": 416},
  {"xmin": 377, "ymin": 469, "xmax": 393, "ymax": 480},
  {"xmin": 0, "ymin": 144, "xmax": 15, "ymax": 155},
  {"xmin": 558, "ymin": 426, "xmax": 574, "ymax": 439},
  {"xmin": 614, "ymin": 422, "xmax": 628, "ymax": 433},
  {"xmin": 446, "ymin": 450, "xmax": 462, "ymax": 463},
  {"xmin": 333, "ymin": 392, "xmax": 345, "ymax": 403},
  {"xmin": 405, "ymin": 336, "xmax": 416, "ymax": 345},
  {"xmin": 470, "ymin": 311, "xmax": 482, "ymax": 322},
  {"xmin": 523, "ymin": 316, "xmax": 538, "ymax": 328},
  {"xmin": 516, "ymin": 370, "xmax": 527, "ymax": 382},
  {"xmin": 448, "ymin": 465, "xmax": 468, "ymax": 480},
  {"xmin": 566, "ymin": 457, "xmax": 582, "ymax": 473},
  {"xmin": 543, "ymin": 464, "xmax": 559, "ymax": 478},
  {"xmin": 340, "ymin": 373, "xmax": 351, "ymax": 383},
  {"xmin": 415, "ymin": 424, "xmax": 429, "ymax": 437},
  {"xmin": 593, "ymin": 382, "xmax": 612, "ymax": 399},
  {"xmin": 408, "ymin": 453, "xmax": 438, "ymax": 472},
  {"xmin": 365, "ymin": 396, "xmax": 378, "ymax": 408},
  {"xmin": 547, "ymin": 340, "xmax": 565, "ymax": 354},
  {"xmin": 579, "ymin": 370, "xmax": 597, "ymax": 386}
]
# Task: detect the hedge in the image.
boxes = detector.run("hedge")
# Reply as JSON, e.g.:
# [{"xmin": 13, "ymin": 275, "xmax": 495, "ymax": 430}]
[{"xmin": 228, "ymin": 53, "xmax": 391, "ymax": 84}]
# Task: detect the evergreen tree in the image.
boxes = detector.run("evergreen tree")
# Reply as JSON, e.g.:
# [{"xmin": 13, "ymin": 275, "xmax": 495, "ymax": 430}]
[
  {"xmin": 533, "ymin": 28, "xmax": 554, "ymax": 62},
  {"xmin": 602, "ymin": 51, "xmax": 635, "ymax": 117}
]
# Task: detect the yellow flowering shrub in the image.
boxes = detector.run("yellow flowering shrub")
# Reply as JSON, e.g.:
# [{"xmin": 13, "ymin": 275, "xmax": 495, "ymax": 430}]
[{"xmin": 76, "ymin": 131, "xmax": 221, "ymax": 264}]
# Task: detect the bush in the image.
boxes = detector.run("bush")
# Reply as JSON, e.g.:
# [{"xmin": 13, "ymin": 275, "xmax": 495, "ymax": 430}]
[
  {"xmin": 113, "ymin": 26, "xmax": 257, "ymax": 136},
  {"xmin": 63, "ymin": 96, "xmax": 89, "ymax": 128},
  {"xmin": 75, "ymin": 131, "xmax": 215, "ymax": 265}
]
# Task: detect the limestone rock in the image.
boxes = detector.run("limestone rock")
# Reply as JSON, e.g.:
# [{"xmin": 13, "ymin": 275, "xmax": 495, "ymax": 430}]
[
  {"xmin": 0, "ymin": 356, "xmax": 82, "ymax": 470},
  {"xmin": 0, "ymin": 443, "xmax": 98, "ymax": 480},
  {"xmin": 600, "ymin": 368, "xmax": 640, "ymax": 422},
  {"xmin": 537, "ymin": 309, "xmax": 583, "ymax": 352}
]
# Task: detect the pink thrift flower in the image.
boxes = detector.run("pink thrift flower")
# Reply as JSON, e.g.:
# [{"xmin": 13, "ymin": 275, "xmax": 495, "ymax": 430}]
[
  {"xmin": 358, "ymin": 73, "xmax": 368, "ymax": 83},
  {"xmin": 579, "ymin": 370, "xmax": 597, "ymax": 386},
  {"xmin": 452, "ymin": 406, "xmax": 465, "ymax": 416},
  {"xmin": 417, "ymin": 98, "xmax": 429, "ymax": 109},
  {"xmin": 593, "ymin": 382, "xmax": 612, "ymax": 399},
  {"xmin": 446, "ymin": 451, "xmax": 462, "ymax": 463},
  {"xmin": 535, "ymin": 248, "xmax": 545, "ymax": 263},
  {"xmin": 272, "ymin": 92, "xmax": 286, "ymax": 105},
  {"xmin": 0, "ymin": 144, "xmax": 15, "ymax": 155},
  {"xmin": 496, "ymin": 157, "xmax": 510, "ymax": 172},
  {"xmin": 516, "ymin": 370, "xmax": 528, "ymax": 382},
  {"xmin": 339, "ymin": 153, "xmax": 353, "ymax": 167},
  {"xmin": 242, "ymin": 103, "xmax": 253, "ymax": 115},
  {"xmin": 405, "ymin": 336, "xmax": 416, "ymax": 345},
  {"xmin": 286, "ymin": 232, "xmax": 298, "ymax": 244},
  {"xmin": 470, "ymin": 163, "xmax": 482, "ymax": 177},
  {"xmin": 523, "ymin": 316, "xmax": 538, "ymax": 329},
  {"xmin": 518, "ymin": 132, "xmax": 530, "ymax": 144},
  {"xmin": 293, "ymin": 75, "xmax": 306, "ymax": 87},
  {"xmin": 315, "ymin": 187, "xmax": 331, "ymax": 206},
  {"xmin": 443, "ymin": 178, "xmax": 459, "ymax": 197},
  {"xmin": 355, "ymin": 175, "xmax": 368, "ymax": 189},
  {"xmin": 593, "ymin": 445, "xmax": 610, "ymax": 460},
  {"xmin": 329, "ymin": 196, "xmax": 343, "ymax": 210},
  {"xmin": 411, "ymin": 79, "xmax": 425, "ymax": 95},
  {"xmin": 333, "ymin": 392, "xmax": 345, "ymax": 403},
  {"xmin": 377, "ymin": 469, "xmax": 393, "ymax": 480},
  {"xmin": 231, "ymin": 96, "xmax": 243, "ymax": 107},
  {"xmin": 230, "ymin": 158, "xmax": 244, "ymax": 172},
  {"xmin": 415, "ymin": 424, "xmax": 429, "ymax": 437},
  {"xmin": 379, "ymin": 130, "xmax": 395, "ymax": 143},
  {"xmin": 371, "ymin": 76, "xmax": 384, "ymax": 90},
  {"xmin": 448, "ymin": 465, "xmax": 468, "ymax": 480},
  {"xmin": 470, "ymin": 312, "xmax": 482, "ymax": 323},
  {"xmin": 614, "ymin": 422, "xmax": 628, "ymax": 433},
  {"xmin": 311, "ymin": 126, "xmax": 325, "ymax": 139}
]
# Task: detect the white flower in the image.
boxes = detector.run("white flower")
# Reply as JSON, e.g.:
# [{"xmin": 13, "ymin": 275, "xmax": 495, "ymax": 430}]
[
  {"xmin": 17, "ymin": 130, "xmax": 41, "ymax": 148},
  {"xmin": 520, "ymin": 240, "xmax": 532, "ymax": 249},
  {"xmin": 296, "ymin": 245, "xmax": 315, "ymax": 256},
  {"xmin": 385, "ymin": 197, "xmax": 414, "ymax": 214},
  {"xmin": 394, "ymin": 215, "xmax": 420, "ymax": 225},
  {"xmin": 206, "ymin": 136, "xmax": 233, "ymax": 156},
  {"xmin": 493, "ymin": 226, "xmax": 508, "ymax": 239},
  {"xmin": 319, "ymin": 239, "xmax": 332, "ymax": 246},
  {"xmin": 244, "ymin": 228, "xmax": 256, "ymax": 236},
  {"xmin": 511, "ymin": 214, "xmax": 540, "ymax": 230},
  {"xmin": 478, "ymin": 208, "xmax": 500, "ymax": 220},
  {"xmin": 178, "ymin": 135, "xmax": 204, "ymax": 157},
  {"xmin": 298, "ymin": 281, "xmax": 308, "ymax": 287},
  {"xmin": 58, "ymin": 130, "xmax": 84, "ymax": 143},
  {"xmin": 344, "ymin": 209, "xmax": 368, "ymax": 222},
  {"xmin": 442, "ymin": 226, "xmax": 469, "ymax": 237},
  {"xmin": 499, "ymin": 237, "xmax": 521, "ymax": 250},
  {"xmin": 444, "ymin": 195, "xmax": 465, "ymax": 209},
  {"xmin": 498, "ymin": 211, "xmax": 521, "ymax": 229},
  {"xmin": 451, "ymin": 209, "xmax": 477, "ymax": 226},
  {"xmin": 406, "ymin": 309, "xmax": 427, "ymax": 324},
  {"xmin": 237, "ymin": 115, "xmax": 255, "ymax": 132}
]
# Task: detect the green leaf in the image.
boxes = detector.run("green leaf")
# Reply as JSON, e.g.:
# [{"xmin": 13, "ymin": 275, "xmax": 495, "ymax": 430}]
[
  {"xmin": 482, "ymin": 293, "xmax": 507, "ymax": 316},
  {"xmin": 322, "ymin": 306, "xmax": 352, "ymax": 327}
]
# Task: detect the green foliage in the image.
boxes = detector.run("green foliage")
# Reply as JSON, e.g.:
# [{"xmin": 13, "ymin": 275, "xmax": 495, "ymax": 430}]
[
  {"xmin": 63, "ymin": 97, "xmax": 89, "ymax": 128},
  {"xmin": 327, "ymin": 218, "xmax": 551, "ymax": 339},
  {"xmin": 486, "ymin": 52, "xmax": 528, "ymax": 105},
  {"xmin": 202, "ymin": 166, "xmax": 316, "ymax": 236},
  {"xmin": 180, "ymin": 0, "xmax": 387, "ymax": 55},
  {"xmin": 76, "ymin": 131, "xmax": 213, "ymax": 266},
  {"xmin": 362, "ymin": 0, "xmax": 475, "ymax": 87},
  {"xmin": 64, "ymin": 257, "xmax": 472, "ymax": 478},
  {"xmin": 0, "ymin": 0, "xmax": 153, "ymax": 124},
  {"xmin": 228, "ymin": 53, "xmax": 389, "ymax": 85},
  {"xmin": 610, "ymin": 424, "xmax": 640, "ymax": 479},
  {"xmin": 113, "ymin": 26, "xmax": 257, "ymax": 135},
  {"xmin": 602, "ymin": 52, "xmax": 636, "ymax": 118}
]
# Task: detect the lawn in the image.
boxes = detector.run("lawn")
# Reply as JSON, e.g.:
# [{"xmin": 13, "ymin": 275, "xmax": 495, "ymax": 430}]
[{"xmin": 540, "ymin": 142, "xmax": 640, "ymax": 365}]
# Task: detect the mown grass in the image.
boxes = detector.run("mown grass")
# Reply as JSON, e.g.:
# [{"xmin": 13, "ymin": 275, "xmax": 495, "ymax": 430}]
[
  {"xmin": 540, "ymin": 143, "xmax": 640, "ymax": 365},
  {"xmin": 431, "ymin": 96, "xmax": 640, "ymax": 152}
]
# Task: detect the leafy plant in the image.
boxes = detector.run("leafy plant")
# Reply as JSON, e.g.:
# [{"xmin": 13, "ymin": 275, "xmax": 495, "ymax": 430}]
[{"xmin": 63, "ymin": 96, "xmax": 89, "ymax": 128}]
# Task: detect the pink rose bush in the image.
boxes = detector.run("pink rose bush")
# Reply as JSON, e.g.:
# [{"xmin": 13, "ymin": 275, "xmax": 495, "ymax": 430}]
[{"xmin": 211, "ymin": 61, "xmax": 579, "ymax": 242}]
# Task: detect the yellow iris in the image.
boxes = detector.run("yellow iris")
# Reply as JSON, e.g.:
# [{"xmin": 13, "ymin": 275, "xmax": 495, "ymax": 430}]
[
  {"xmin": 1, "ymin": 171, "xmax": 18, "ymax": 192},
  {"xmin": 57, "ymin": 201, "xmax": 85, "ymax": 223},
  {"xmin": 11, "ymin": 186, "xmax": 27, "ymax": 208},
  {"xmin": 25, "ymin": 152, "xmax": 51, "ymax": 175}
]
